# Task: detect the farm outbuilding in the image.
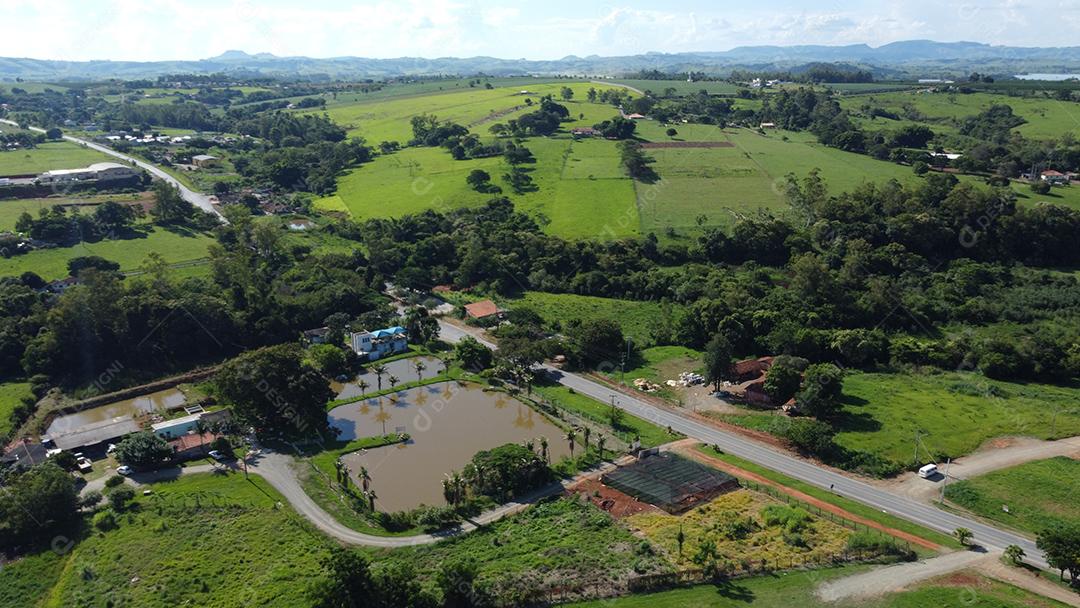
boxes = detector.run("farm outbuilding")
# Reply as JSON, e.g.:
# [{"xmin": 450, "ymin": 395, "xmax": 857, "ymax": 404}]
[{"xmin": 601, "ymin": 452, "xmax": 739, "ymax": 514}]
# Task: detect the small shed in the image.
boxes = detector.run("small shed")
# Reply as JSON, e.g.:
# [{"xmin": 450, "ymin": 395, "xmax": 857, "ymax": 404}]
[{"xmin": 192, "ymin": 154, "xmax": 220, "ymax": 168}]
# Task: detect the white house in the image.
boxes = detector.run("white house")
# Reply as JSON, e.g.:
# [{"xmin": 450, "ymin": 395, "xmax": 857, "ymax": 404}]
[
  {"xmin": 35, "ymin": 162, "xmax": 139, "ymax": 185},
  {"xmin": 350, "ymin": 326, "xmax": 408, "ymax": 361}
]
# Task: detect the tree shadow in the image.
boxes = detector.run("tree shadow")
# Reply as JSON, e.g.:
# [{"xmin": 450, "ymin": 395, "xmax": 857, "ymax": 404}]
[
  {"xmin": 831, "ymin": 410, "xmax": 882, "ymax": 433},
  {"xmin": 711, "ymin": 578, "xmax": 756, "ymax": 602}
]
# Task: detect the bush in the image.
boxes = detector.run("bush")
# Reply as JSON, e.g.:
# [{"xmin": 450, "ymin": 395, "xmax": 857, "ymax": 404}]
[
  {"xmin": 104, "ymin": 475, "xmax": 125, "ymax": 488},
  {"xmin": 761, "ymin": 504, "xmax": 812, "ymax": 533},
  {"xmin": 108, "ymin": 487, "xmax": 136, "ymax": 511},
  {"xmin": 81, "ymin": 490, "xmax": 103, "ymax": 509},
  {"xmin": 413, "ymin": 504, "xmax": 462, "ymax": 530},
  {"xmin": 846, "ymin": 531, "xmax": 916, "ymax": 560},
  {"xmin": 376, "ymin": 510, "xmax": 415, "ymax": 532},
  {"xmin": 92, "ymin": 510, "xmax": 117, "ymax": 531}
]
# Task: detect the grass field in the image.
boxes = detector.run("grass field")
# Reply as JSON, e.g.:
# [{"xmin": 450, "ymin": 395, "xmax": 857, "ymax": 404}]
[
  {"xmin": 508, "ymin": 291, "xmax": 681, "ymax": 345},
  {"xmin": 0, "ymin": 193, "xmax": 152, "ymax": 231},
  {"xmin": 380, "ymin": 497, "xmax": 669, "ymax": 598},
  {"xmin": 839, "ymin": 90, "xmax": 1080, "ymax": 140},
  {"xmin": 945, "ymin": 457, "xmax": 1080, "ymax": 535},
  {"xmin": 0, "ymin": 226, "xmax": 214, "ymax": 280},
  {"xmin": 609, "ymin": 79, "xmax": 745, "ymax": 96},
  {"xmin": 834, "ymin": 372, "xmax": 1080, "ymax": 465},
  {"xmin": 318, "ymin": 135, "xmax": 640, "ymax": 240},
  {"xmin": 566, "ymin": 569, "xmax": 1068, "ymax": 607},
  {"xmin": 315, "ymin": 81, "xmax": 629, "ymax": 144},
  {"xmin": 0, "ymin": 472, "xmax": 332, "ymax": 608},
  {"xmin": 0, "ymin": 141, "xmax": 114, "ymax": 176},
  {"xmin": 0, "ymin": 380, "xmax": 32, "ymax": 438}
]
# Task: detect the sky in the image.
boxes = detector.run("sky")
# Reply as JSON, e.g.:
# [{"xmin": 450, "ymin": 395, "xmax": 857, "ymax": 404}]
[{"xmin": 2, "ymin": 0, "xmax": 1080, "ymax": 62}]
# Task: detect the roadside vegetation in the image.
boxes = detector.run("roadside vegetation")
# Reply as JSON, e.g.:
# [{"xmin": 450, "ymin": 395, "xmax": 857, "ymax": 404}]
[{"xmin": 945, "ymin": 457, "xmax": 1080, "ymax": 535}]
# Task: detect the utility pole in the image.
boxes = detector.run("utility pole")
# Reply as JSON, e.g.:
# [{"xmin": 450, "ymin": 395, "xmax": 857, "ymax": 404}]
[
  {"xmin": 939, "ymin": 457, "xmax": 952, "ymax": 503},
  {"xmin": 913, "ymin": 430, "xmax": 922, "ymax": 467}
]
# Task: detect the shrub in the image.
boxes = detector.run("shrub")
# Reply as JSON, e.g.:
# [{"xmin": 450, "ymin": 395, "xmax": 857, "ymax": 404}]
[
  {"xmin": 846, "ymin": 531, "xmax": 916, "ymax": 560},
  {"xmin": 104, "ymin": 475, "xmax": 125, "ymax": 488},
  {"xmin": 81, "ymin": 490, "xmax": 103, "ymax": 509},
  {"xmin": 760, "ymin": 504, "xmax": 812, "ymax": 533},
  {"xmin": 108, "ymin": 487, "xmax": 136, "ymax": 511},
  {"xmin": 92, "ymin": 510, "xmax": 117, "ymax": 531}
]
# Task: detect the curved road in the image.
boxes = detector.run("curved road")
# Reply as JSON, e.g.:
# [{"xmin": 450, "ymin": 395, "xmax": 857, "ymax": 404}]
[
  {"xmin": 435, "ymin": 321, "xmax": 1050, "ymax": 569},
  {"xmin": 0, "ymin": 118, "xmax": 221, "ymax": 219}
]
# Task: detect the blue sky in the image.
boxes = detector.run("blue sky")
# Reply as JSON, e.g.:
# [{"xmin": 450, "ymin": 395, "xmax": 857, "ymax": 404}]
[{"xmin": 2, "ymin": 0, "xmax": 1077, "ymax": 61}]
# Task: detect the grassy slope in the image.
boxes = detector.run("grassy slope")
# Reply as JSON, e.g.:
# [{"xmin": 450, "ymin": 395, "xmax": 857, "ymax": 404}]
[
  {"xmin": 509, "ymin": 291, "xmax": 681, "ymax": 345},
  {"xmin": 566, "ymin": 569, "xmax": 1068, "ymax": 607},
  {"xmin": 0, "ymin": 380, "xmax": 32, "ymax": 438},
  {"xmin": 531, "ymin": 382, "xmax": 675, "ymax": 448},
  {"xmin": 0, "ymin": 194, "xmax": 147, "ymax": 231},
  {"xmin": 0, "ymin": 472, "xmax": 331, "ymax": 608},
  {"xmin": 945, "ymin": 456, "xmax": 1080, "ymax": 535},
  {"xmin": 380, "ymin": 497, "xmax": 668, "ymax": 597},
  {"xmin": 313, "ymin": 82, "xmax": 641, "ymax": 240},
  {"xmin": 834, "ymin": 372, "xmax": 1080, "ymax": 465},
  {"xmin": 0, "ymin": 227, "xmax": 214, "ymax": 280},
  {"xmin": 0, "ymin": 141, "xmax": 114, "ymax": 175}
]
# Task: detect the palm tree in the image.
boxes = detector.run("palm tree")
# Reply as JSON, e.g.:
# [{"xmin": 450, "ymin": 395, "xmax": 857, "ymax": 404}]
[
  {"xmin": 372, "ymin": 364, "xmax": 387, "ymax": 392},
  {"xmin": 334, "ymin": 458, "xmax": 346, "ymax": 485},
  {"xmin": 539, "ymin": 437, "xmax": 549, "ymax": 463},
  {"xmin": 596, "ymin": 435, "xmax": 607, "ymax": 460},
  {"xmin": 954, "ymin": 527, "xmax": 974, "ymax": 547},
  {"xmin": 414, "ymin": 360, "xmax": 427, "ymax": 384},
  {"xmin": 565, "ymin": 429, "xmax": 577, "ymax": 458},
  {"xmin": 583, "ymin": 426, "xmax": 592, "ymax": 452},
  {"xmin": 357, "ymin": 379, "xmax": 370, "ymax": 397},
  {"xmin": 367, "ymin": 489, "xmax": 377, "ymax": 511},
  {"xmin": 388, "ymin": 375, "xmax": 399, "ymax": 394},
  {"xmin": 439, "ymin": 355, "xmax": 450, "ymax": 376},
  {"xmin": 194, "ymin": 419, "xmax": 210, "ymax": 454},
  {"xmin": 524, "ymin": 439, "xmax": 535, "ymax": 453},
  {"xmin": 359, "ymin": 466, "xmax": 371, "ymax": 492}
]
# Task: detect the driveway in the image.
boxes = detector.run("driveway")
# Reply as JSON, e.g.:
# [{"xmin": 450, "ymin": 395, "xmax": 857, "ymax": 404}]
[
  {"xmin": 887, "ymin": 435, "xmax": 1080, "ymax": 504},
  {"xmin": 815, "ymin": 550, "xmax": 991, "ymax": 602}
]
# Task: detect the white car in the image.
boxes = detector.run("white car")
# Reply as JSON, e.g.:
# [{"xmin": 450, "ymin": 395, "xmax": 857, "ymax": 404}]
[
  {"xmin": 208, "ymin": 450, "xmax": 227, "ymax": 461},
  {"xmin": 918, "ymin": 463, "xmax": 939, "ymax": 479},
  {"xmin": 116, "ymin": 465, "xmax": 132, "ymax": 476}
]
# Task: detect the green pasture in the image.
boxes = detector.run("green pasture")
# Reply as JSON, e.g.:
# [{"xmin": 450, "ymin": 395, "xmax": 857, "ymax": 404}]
[
  {"xmin": 0, "ymin": 141, "xmax": 114, "ymax": 176},
  {"xmin": 945, "ymin": 456, "xmax": 1080, "ymax": 535},
  {"xmin": 507, "ymin": 291, "xmax": 680, "ymax": 345},
  {"xmin": 0, "ymin": 380, "xmax": 32, "ymax": 438}
]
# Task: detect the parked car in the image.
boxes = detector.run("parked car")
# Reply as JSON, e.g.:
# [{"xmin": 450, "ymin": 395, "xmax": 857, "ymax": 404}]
[
  {"xmin": 208, "ymin": 450, "xmax": 227, "ymax": 462},
  {"xmin": 74, "ymin": 453, "xmax": 93, "ymax": 473},
  {"xmin": 918, "ymin": 463, "xmax": 938, "ymax": 479},
  {"xmin": 116, "ymin": 465, "xmax": 132, "ymax": 476}
]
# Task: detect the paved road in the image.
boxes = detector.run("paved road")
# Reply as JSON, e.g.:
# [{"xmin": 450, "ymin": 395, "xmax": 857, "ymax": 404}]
[
  {"xmin": 0, "ymin": 118, "xmax": 221, "ymax": 219},
  {"xmin": 436, "ymin": 320, "xmax": 1050, "ymax": 568}
]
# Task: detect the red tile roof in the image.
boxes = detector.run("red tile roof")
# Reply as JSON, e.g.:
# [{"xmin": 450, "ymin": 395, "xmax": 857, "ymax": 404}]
[
  {"xmin": 464, "ymin": 299, "xmax": 500, "ymax": 319},
  {"xmin": 168, "ymin": 432, "xmax": 219, "ymax": 452}
]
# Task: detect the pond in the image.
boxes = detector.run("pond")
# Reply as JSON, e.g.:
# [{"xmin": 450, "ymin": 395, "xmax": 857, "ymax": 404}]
[
  {"xmin": 328, "ymin": 382, "xmax": 570, "ymax": 512},
  {"xmin": 330, "ymin": 355, "xmax": 443, "ymax": 401},
  {"xmin": 46, "ymin": 387, "xmax": 188, "ymax": 437}
]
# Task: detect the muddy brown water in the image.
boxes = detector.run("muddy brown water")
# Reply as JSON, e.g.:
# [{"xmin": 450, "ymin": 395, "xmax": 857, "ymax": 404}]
[
  {"xmin": 329, "ymin": 382, "xmax": 570, "ymax": 512},
  {"xmin": 330, "ymin": 355, "xmax": 443, "ymax": 400},
  {"xmin": 45, "ymin": 388, "xmax": 187, "ymax": 437}
]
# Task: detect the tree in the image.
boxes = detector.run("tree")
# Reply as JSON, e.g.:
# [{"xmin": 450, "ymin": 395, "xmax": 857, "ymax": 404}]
[
  {"xmin": 437, "ymin": 559, "xmax": 492, "ymax": 608},
  {"xmin": 466, "ymin": 169, "xmax": 492, "ymax": 192},
  {"xmin": 1004, "ymin": 544, "xmax": 1025, "ymax": 565},
  {"xmin": 149, "ymin": 180, "xmax": 197, "ymax": 225},
  {"xmin": 954, "ymin": 527, "xmax": 974, "ymax": 547},
  {"xmin": 912, "ymin": 161, "xmax": 930, "ymax": 176},
  {"xmin": 703, "ymin": 334, "xmax": 733, "ymax": 392},
  {"xmin": 796, "ymin": 363, "xmax": 844, "ymax": 419},
  {"xmin": 0, "ymin": 461, "xmax": 79, "ymax": 551},
  {"xmin": 114, "ymin": 431, "xmax": 172, "ymax": 469},
  {"xmin": 1031, "ymin": 180, "xmax": 1052, "ymax": 195},
  {"xmin": 313, "ymin": 547, "xmax": 376, "ymax": 607},
  {"xmin": 371, "ymin": 364, "xmax": 387, "ymax": 392},
  {"xmin": 596, "ymin": 435, "xmax": 607, "ymax": 459},
  {"xmin": 45, "ymin": 127, "xmax": 62, "ymax": 140},
  {"xmin": 306, "ymin": 344, "xmax": 348, "ymax": 378},
  {"xmin": 92, "ymin": 201, "xmax": 138, "ymax": 234},
  {"xmin": 216, "ymin": 344, "xmax": 334, "ymax": 439},
  {"xmin": 108, "ymin": 486, "xmax": 136, "ymax": 511},
  {"xmin": 560, "ymin": 86, "xmax": 574, "ymax": 101},
  {"xmin": 414, "ymin": 359, "xmax": 426, "ymax": 383},
  {"xmin": 453, "ymin": 337, "xmax": 493, "ymax": 372},
  {"xmin": 567, "ymin": 318, "xmax": 624, "ymax": 368},
  {"xmin": 763, "ymin": 356, "xmax": 805, "ymax": 404},
  {"xmin": 1038, "ymin": 524, "xmax": 1080, "ymax": 586},
  {"xmin": 666, "ymin": 127, "xmax": 678, "ymax": 138},
  {"xmin": 565, "ymin": 428, "xmax": 577, "ymax": 458},
  {"xmin": 404, "ymin": 307, "xmax": 439, "ymax": 345},
  {"xmin": 67, "ymin": 255, "xmax": 120, "ymax": 277},
  {"xmin": 582, "ymin": 426, "xmax": 591, "ymax": 451}
]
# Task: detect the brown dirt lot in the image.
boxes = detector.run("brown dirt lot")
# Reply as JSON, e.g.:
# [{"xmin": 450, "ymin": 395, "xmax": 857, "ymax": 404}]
[{"xmin": 571, "ymin": 478, "xmax": 662, "ymax": 519}]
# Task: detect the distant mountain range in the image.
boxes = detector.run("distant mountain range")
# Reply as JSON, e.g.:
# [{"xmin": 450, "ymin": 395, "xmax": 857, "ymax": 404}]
[{"xmin": 3, "ymin": 41, "xmax": 1080, "ymax": 81}]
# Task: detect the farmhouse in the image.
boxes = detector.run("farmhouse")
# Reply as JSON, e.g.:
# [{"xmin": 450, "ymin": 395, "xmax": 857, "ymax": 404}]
[
  {"xmin": 464, "ymin": 299, "xmax": 503, "ymax": 321},
  {"xmin": 301, "ymin": 326, "xmax": 331, "ymax": 345},
  {"xmin": 624, "ymin": 113, "xmax": 646, "ymax": 120},
  {"xmin": 759, "ymin": 122, "xmax": 777, "ymax": 129},
  {"xmin": 1041, "ymin": 170, "xmax": 1071, "ymax": 185},
  {"xmin": 350, "ymin": 326, "xmax": 408, "ymax": 361},
  {"xmin": 152, "ymin": 410, "xmax": 229, "ymax": 440},
  {"xmin": 192, "ymin": 154, "xmax": 220, "ymax": 168},
  {"xmin": 35, "ymin": 162, "xmax": 140, "ymax": 185},
  {"xmin": 167, "ymin": 432, "xmax": 221, "ymax": 461}
]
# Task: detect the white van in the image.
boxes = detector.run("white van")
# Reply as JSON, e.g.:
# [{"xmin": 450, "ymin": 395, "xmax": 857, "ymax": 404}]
[{"xmin": 918, "ymin": 463, "xmax": 938, "ymax": 479}]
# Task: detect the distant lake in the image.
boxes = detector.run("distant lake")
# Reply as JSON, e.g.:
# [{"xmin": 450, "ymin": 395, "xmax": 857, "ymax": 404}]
[{"xmin": 1014, "ymin": 73, "xmax": 1079, "ymax": 81}]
